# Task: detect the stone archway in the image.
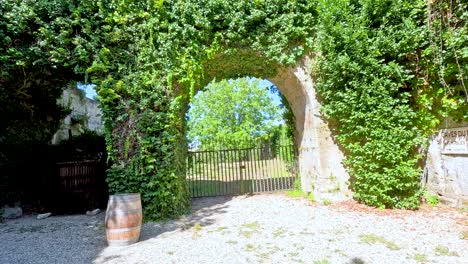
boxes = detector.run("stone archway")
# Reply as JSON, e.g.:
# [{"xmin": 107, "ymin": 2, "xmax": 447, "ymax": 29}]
[
  {"xmin": 270, "ymin": 55, "xmax": 350, "ymax": 201},
  {"xmin": 201, "ymin": 53, "xmax": 351, "ymax": 201}
]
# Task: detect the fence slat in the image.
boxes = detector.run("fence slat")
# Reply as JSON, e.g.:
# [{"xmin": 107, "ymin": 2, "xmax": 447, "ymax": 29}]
[
  {"xmin": 214, "ymin": 147, "xmax": 219, "ymax": 196},
  {"xmin": 197, "ymin": 152, "xmax": 202, "ymax": 197}
]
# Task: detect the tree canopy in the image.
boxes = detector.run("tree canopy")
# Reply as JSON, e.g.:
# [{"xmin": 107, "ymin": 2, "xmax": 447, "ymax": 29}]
[{"xmin": 187, "ymin": 78, "xmax": 283, "ymax": 148}]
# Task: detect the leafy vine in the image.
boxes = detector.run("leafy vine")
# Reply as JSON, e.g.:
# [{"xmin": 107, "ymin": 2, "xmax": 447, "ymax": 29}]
[{"xmin": 1, "ymin": 0, "xmax": 466, "ymax": 217}]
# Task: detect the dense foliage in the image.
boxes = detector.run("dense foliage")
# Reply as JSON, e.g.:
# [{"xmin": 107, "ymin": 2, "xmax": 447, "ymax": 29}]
[
  {"xmin": 314, "ymin": 0, "xmax": 426, "ymax": 208},
  {"xmin": 1, "ymin": 2, "xmax": 59, "ymax": 160},
  {"xmin": 187, "ymin": 78, "xmax": 283, "ymax": 148},
  {"xmin": 1, "ymin": 0, "xmax": 466, "ymax": 217},
  {"xmin": 426, "ymin": 0, "xmax": 468, "ymax": 121},
  {"xmin": 314, "ymin": 0, "xmax": 467, "ymax": 208},
  {"xmin": 89, "ymin": 0, "xmax": 317, "ymax": 220}
]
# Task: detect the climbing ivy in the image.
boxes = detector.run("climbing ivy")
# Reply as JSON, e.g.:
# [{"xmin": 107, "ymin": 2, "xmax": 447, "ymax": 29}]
[
  {"xmin": 2, "ymin": 0, "xmax": 466, "ymax": 217},
  {"xmin": 425, "ymin": 0, "xmax": 468, "ymax": 121},
  {"xmin": 88, "ymin": 0, "xmax": 318, "ymax": 220},
  {"xmin": 314, "ymin": 0, "xmax": 467, "ymax": 208}
]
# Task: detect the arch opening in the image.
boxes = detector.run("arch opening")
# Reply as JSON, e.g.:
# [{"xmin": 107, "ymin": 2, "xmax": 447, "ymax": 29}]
[
  {"xmin": 184, "ymin": 76, "xmax": 298, "ymax": 197},
  {"xmin": 183, "ymin": 51, "xmax": 351, "ymax": 201}
]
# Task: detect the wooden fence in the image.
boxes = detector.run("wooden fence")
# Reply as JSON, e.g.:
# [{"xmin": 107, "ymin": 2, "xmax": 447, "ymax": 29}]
[{"xmin": 54, "ymin": 159, "xmax": 107, "ymax": 212}]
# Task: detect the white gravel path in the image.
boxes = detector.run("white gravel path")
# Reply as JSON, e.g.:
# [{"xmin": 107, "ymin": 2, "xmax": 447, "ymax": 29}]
[{"xmin": 1, "ymin": 193, "xmax": 467, "ymax": 264}]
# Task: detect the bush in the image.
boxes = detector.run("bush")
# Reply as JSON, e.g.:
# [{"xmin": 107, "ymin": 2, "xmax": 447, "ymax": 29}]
[{"xmin": 423, "ymin": 191, "xmax": 439, "ymax": 206}]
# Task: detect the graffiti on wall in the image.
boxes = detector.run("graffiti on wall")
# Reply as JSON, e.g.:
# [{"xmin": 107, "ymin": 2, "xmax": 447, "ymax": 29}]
[{"xmin": 441, "ymin": 127, "xmax": 468, "ymax": 155}]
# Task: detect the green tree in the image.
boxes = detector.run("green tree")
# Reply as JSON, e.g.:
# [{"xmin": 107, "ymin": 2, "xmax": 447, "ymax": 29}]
[
  {"xmin": 187, "ymin": 78, "xmax": 283, "ymax": 149},
  {"xmin": 0, "ymin": 0, "xmax": 105, "ymax": 161}
]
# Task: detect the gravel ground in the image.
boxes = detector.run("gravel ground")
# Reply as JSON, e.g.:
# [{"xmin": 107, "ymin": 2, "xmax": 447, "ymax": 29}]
[
  {"xmin": 1, "ymin": 193, "xmax": 467, "ymax": 264},
  {"xmin": 0, "ymin": 213, "xmax": 107, "ymax": 263}
]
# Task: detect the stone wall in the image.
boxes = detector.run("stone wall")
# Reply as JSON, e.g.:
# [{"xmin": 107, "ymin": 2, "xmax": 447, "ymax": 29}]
[
  {"xmin": 51, "ymin": 87, "xmax": 103, "ymax": 144},
  {"xmin": 46, "ymin": 57, "xmax": 468, "ymax": 209},
  {"xmin": 424, "ymin": 119, "xmax": 468, "ymax": 208},
  {"xmin": 271, "ymin": 55, "xmax": 468, "ymax": 208},
  {"xmin": 270, "ymin": 55, "xmax": 351, "ymax": 201}
]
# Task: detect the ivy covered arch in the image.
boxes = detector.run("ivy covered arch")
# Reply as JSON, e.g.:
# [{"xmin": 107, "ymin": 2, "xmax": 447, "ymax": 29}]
[
  {"xmin": 201, "ymin": 49, "xmax": 350, "ymax": 199},
  {"xmin": 2, "ymin": 0, "xmax": 466, "ymax": 219},
  {"xmin": 97, "ymin": 1, "xmax": 320, "ymax": 220}
]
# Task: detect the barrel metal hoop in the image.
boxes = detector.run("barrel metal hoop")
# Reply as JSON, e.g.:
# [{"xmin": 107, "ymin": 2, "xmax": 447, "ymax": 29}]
[
  {"xmin": 106, "ymin": 225, "xmax": 141, "ymax": 233},
  {"xmin": 108, "ymin": 194, "xmax": 141, "ymax": 201},
  {"xmin": 106, "ymin": 208, "xmax": 142, "ymax": 216}
]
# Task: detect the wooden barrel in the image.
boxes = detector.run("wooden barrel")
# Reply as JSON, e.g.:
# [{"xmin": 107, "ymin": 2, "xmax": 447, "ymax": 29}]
[{"xmin": 105, "ymin": 193, "xmax": 142, "ymax": 246}]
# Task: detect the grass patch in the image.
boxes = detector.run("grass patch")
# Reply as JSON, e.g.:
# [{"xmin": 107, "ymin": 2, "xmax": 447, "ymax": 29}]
[
  {"xmin": 423, "ymin": 190, "xmax": 439, "ymax": 206},
  {"xmin": 240, "ymin": 229, "xmax": 256, "ymax": 238},
  {"xmin": 334, "ymin": 249, "xmax": 347, "ymax": 257},
  {"xmin": 286, "ymin": 188, "xmax": 315, "ymax": 201},
  {"xmin": 245, "ymin": 243, "xmax": 258, "ymax": 252},
  {"xmin": 216, "ymin": 226, "xmax": 230, "ymax": 235},
  {"xmin": 287, "ymin": 189, "xmax": 304, "ymax": 198},
  {"xmin": 239, "ymin": 221, "xmax": 261, "ymax": 238},
  {"xmin": 434, "ymin": 245, "xmax": 459, "ymax": 256},
  {"xmin": 257, "ymin": 252, "xmax": 270, "ymax": 260},
  {"xmin": 327, "ymin": 184, "xmax": 340, "ymax": 193},
  {"xmin": 293, "ymin": 243, "xmax": 305, "ymax": 250},
  {"xmin": 359, "ymin": 234, "xmax": 401, "ymax": 250},
  {"xmin": 299, "ymin": 230, "xmax": 314, "ymax": 235},
  {"xmin": 322, "ymin": 199, "xmax": 332, "ymax": 205},
  {"xmin": 305, "ymin": 193, "xmax": 316, "ymax": 202},
  {"xmin": 313, "ymin": 259, "xmax": 330, "ymax": 264},
  {"xmin": 291, "ymin": 259, "xmax": 305, "ymax": 264},
  {"xmin": 412, "ymin": 253, "xmax": 428, "ymax": 262},
  {"xmin": 460, "ymin": 230, "xmax": 468, "ymax": 240},
  {"xmin": 272, "ymin": 227, "xmax": 287, "ymax": 238},
  {"xmin": 192, "ymin": 222, "xmax": 202, "ymax": 239},
  {"xmin": 226, "ymin": 240, "xmax": 238, "ymax": 245},
  {"xmin": 256, "ymin": 245, "xmax": 281, "ymax": 261},
  {"xmin": 242, "ymin": 221, "xmax": 260, "ymax": 229},
  {"xmin": 286, "ymin": 182, "xmax": 315, "ymax": 202},
  {"xmin": 217, "ymin": 226, "xmax": 228, "ymax": 232}
]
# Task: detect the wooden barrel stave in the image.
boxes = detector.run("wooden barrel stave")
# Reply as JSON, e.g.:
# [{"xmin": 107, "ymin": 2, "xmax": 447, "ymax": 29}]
[
  {"xmin": 106, "ymin": 212, "xmax": 141, "ymax": 228},
  {"xmin": 105, "ymin": 193, "xmax": 142, "ymax": 246}
]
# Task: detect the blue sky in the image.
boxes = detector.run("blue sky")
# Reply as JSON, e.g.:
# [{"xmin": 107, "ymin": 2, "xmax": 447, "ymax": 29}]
[
  {"xmin": 77, "ymin": 83, "xmax": 97, "ymax": 100},
  {"xmin": 258, "ymin": 79, "xmax": 283, "ymax": 107},
  {"xmin": 77, "ymin": 78, "xmax": 284, "ymax": 114}
]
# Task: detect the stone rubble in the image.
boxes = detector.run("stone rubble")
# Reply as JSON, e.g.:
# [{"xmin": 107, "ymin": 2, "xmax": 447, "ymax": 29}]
[
  {"xmin": 36, "ymin": 213, "xmax": 52, "ymax": 220},
  {"xmin": 86, "ymin": 209, "xmax": 101, "ymax": 216},
  {"xmin": 2, "ymin": 206, "xmax": 22, "ymax": 219}
]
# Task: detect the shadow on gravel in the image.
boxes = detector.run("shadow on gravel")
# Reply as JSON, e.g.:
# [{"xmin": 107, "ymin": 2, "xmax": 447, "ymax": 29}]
[
  {"xmin": 0, "ymin": 196, "xmax": 235, "ymax": 264},
  {"xmin": 92, "ymin": 195, "xmax": 235, "ymax": 263},
  {"xmin": 139, "ymin": 195, "xmax": 233, "ymax": 242},
  {"xmin": 0, "ymin": 214, "xmax": 108, "ymax": 264}
]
